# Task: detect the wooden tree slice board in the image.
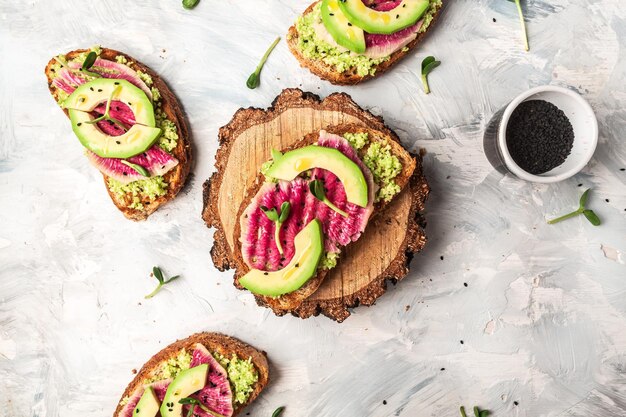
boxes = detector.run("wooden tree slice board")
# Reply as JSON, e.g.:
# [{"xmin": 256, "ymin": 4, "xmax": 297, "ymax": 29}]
[{"xmin": 202, "ymin": 89, "xmax": 429, "ymax": 322}]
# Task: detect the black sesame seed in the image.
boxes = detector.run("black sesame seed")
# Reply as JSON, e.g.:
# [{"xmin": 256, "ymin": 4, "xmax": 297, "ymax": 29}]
[
  {"xmin": 383, "ymin": 400, "xmax": 387, "ymax": 405},
  {"xmin": 116, "ymin": 141, "xmax": 121, "ymax": 144},
  {"xmin": 295, "ymin": 263, "xmax": 299, "ymax": 268},
  {"xmin": 114, "ymin": 81, "xmax": 120, "ymax": 85},
  {"xmin": 492, "ymin": 17, "xmax": 497, "ymax": 22},
  {"xmin": 90, "ymin": 87, "xmax": 94, "ymax": 91},
  {"xmin": 440, "ymin": 367, "xmax": 445, "ymax": 371},
  {"xmin": 79, "ymin": 98, "xmax": 85, "ymax": 102},
  {"xmin": 329, "ymin": 12, "xmax": 334, "ymax": 16},
  {"xmin": 514, "ymin": 401, "xmax": 519, "ymax": 406},
  {"xmin": 348, "ymin": 22, "xmax": 352, "ymax": 26},
  {"xmin": 396, "ymin": 14, "xmax": 400, "ymax": 18},
  {"xmin": 578, "ymin": 183, "xmax": 583, "ymax": 187},
  {"xmin": 97, "ymin": 89, "xmax": 102, "ymax": 92},
  {"xmin": 263, "ymin": 272, "xmax": 268, "ymax": 276},
  {"xmin": 440, "ymin": 255, "xmax": 444, "ymax": 260},
  {"xmin": 506, "ymin": 100, "xmax": 574, "ymax": 174},
  {"xmin": 620, "ymin": 168, "xmax": 625, "ymax": 171},
  {"xmin": 605, "ymin": 198, "xmax": 610, "ymax": 202},
  {"xmin": 463, "ymin": 282, "xmax": 468, "ymax": 287},
  {"xmin": 460, "ymin": 340, "xmax": 464, "ymax": 344},
  {"xmin": 77, "ymin": 122, "xmax": 82, "ymax": 126}
]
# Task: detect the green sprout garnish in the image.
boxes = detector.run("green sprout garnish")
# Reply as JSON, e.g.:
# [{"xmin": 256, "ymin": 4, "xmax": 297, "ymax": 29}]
[
  {"xmin": 246, "ymin": 37, "xmax": 281, "ymax": 89},
  {"xmin": 547, "ymin": 188, "xmax": 601, "ymax": 226},
  {"xmin": 421, "ymin": 56, "xmax": 441, "ymax": 94},
  {"xmin": 83, "ymin": 85, "xmax": 127, "ymax": 132},
  {"xmin": 507, "ymin": 0, "xmax": 529, "ymax": 51},
  {"xmin": 179, "ymin": 397, "xmax": 225, "ymax": 417},
  {"xmin": 182, "ymin": 0, "xmax": 200, "ymax": 9},
  {"xmin": 272, "ymin": 407, "xmax": 285, "ymax": 417},
  {"xmin": 145, "ymin": 266, "xmax": 180, "ymax": 299},
  {"xmin": 309, "ymin": 179, "xmax": 348, "ymax": 218},
  {"xmin": 120, "ymin": 160, "xmax": 150, "ymax": 177},
  {"xmin": 261, "ymin": 201, "xmax": 291, "ymax": 255},
  {"xmin": 460, "ymin": 405, "xmax": 491, "ymax": 417}
]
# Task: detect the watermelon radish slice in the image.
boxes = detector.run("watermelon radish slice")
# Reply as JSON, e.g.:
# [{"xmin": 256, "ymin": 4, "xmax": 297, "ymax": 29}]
[
  {"xmin": 68, "ymin": 58, "xmax": 153, "ymax": 101},
  {"xmin": 240, "ymin": 132, "xmax": 376, "ymax": 270},
  {"xmin": 188, "ymin": 343, "xmax": 234, "ymax": 417},
  {"xmin": 363, "ymin": 20, "xmax": 423, "ymax": 59},
  {"xmin": 86, "ymin": 146, "xmax": 178, "ymax": 184},
  {"xmin": 150, "ymin": 378, "xmax": 172, "ymax": 402}
]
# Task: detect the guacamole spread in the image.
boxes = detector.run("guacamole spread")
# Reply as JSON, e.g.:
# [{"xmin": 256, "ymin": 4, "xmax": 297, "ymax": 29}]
[
  {"xmin": 293, "ymin": 0, "xmax": 442, "ymax": 76},
  {"xmin": 214, "ymin": 352, "xmax": 259, "ymax": 405}
]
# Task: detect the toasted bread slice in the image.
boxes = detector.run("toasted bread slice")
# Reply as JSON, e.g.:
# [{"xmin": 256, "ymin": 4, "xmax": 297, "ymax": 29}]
[
  {"xmin": 287, "ymin": 1, "xmax": 444, "ymax": 85},
  {"xmin": 231, "ymin": 123, "xmax": 416, "ymax": 313},
  {"xmin": 45, "ymin": 47, "xmax": 192, "ymax": 221},
  {"xmin": 113, "ymin": 332, "xmax": 269, "ymax": 417}
]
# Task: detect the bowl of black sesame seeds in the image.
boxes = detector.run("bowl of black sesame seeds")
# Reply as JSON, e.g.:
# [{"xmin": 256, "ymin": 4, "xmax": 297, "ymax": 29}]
[{"xmin": 484, "ymin": 85, "xmax": 598, "ymax": 183}]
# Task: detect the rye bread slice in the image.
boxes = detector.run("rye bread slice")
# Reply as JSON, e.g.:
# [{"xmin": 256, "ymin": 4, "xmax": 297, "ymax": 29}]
[
  {"xmin": 231, "ymin": 123, "xmax": 416, "ymax": 313},
  {"xmin": 113, "ymin": 332, "xmax": 269, "ymax": 417},
  {"xmin": 287, "ymin": 0, "xmax": 444, "ymax": 85},
  {"xmin": 44, "ymin": 48, "xmax": 192, "ymax": 221}
]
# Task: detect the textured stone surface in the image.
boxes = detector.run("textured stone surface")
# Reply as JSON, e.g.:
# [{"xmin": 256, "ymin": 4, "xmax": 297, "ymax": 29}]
[{"xmin": 0, "ymin": 1, "xmax": 625, "ymax": 416}]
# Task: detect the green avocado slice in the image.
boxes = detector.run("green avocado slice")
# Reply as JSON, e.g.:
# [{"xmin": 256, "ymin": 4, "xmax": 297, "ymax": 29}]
[
  {"xmin": 132, "ymin": 386, "xmax": 160, "ymax": 417},
  {"xmin": 338, "ymin": 0, "xmax": 429, "ymax": 35},
  {"xmin": 160, "ymin": 364, "xmax": 208, "ymax": 417},
  {"xmin": 239, "ymin": 219, "xmax": 324, "ymax": 297},
  {"xmin": 265, "ymin": 145, "xmax": 369, "ymax": 208},
  {"xmin": 322, "ymin": 0, "xmax": 366, "ymax": 53},
  {"xmin": 64, "ymin": 78, "xmax": 161, "ymax": 159}
]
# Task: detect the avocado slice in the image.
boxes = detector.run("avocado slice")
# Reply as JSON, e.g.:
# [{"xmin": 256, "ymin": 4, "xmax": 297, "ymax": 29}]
[
  {"xmin": 68, "ymin": 109, "xmax": 161, "ymax": 158},
  {"xmin": 63, "ymin": 78, "xmax": 155, "ymax": 125},
  {"xmin": 132, "ymin": 386, "xmax": 160, "ymax": 417},
  {"xmin": 265, "ymin": 146, "xmax": 369, "ymax": 208},
  {"xmin": 322, "ymin": 0, "xmax": 366, "ymax": 53},
  {"xmin": 160, "ymin": 364, "xmax": 208, "ymax": 417},
  {"xmin": 338, "ymin": 0, "xmax": 429, "ymax": 35},
  {"xmin": 64, "ymin": 78, "xmax": 162, "ymax": 159},
  {"xmin": 239, "ymin": 219, "xmax": 324, "ymax": 296}
]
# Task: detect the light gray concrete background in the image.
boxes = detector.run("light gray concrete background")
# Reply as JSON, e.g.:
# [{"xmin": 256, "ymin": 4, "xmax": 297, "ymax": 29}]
[{"xmin": 1, "ymin": 0, "xmax": 625, "ymax": 416}]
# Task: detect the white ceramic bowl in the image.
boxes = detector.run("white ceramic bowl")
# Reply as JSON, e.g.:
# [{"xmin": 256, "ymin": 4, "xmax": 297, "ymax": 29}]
[{"xmin": 497, "ymin": 85, "xmax": 598, "ymax": 183}]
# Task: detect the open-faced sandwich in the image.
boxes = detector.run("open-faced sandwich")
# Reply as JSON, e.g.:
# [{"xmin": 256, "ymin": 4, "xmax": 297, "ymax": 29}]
[
  {"xmin": 288, "ymin": 0, "xmax": 443, "ymax": 84},
  {"xmin": 114, "ymin": 333, "xmax": 269, "ymax": 417},
  {"xmin": 45, "ymin": 46, "xmax": 191, "ymax": 220},
  {"xmin": 203, "ymin": 89, "xmax": 429, "ymax": 321},
  {"xmin": 232, "ymin": 124, "xmax": 415, "ymax": 312}
]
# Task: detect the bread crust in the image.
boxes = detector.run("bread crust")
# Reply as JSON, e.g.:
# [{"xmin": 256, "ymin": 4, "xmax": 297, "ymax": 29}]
[
  {"xmin": 231, "ymin": 124, "xmax": 416, "ymax": 313},
  {"xmin": 287, "ymin": 1, "xmax": 445, "ymax": 85},
  {"xmin": 44, "ymin": 48, "xmax": 192, "ymax": 221},
  {"xmin": 113, "ymin": 332, "xmax": 269, "ymax": 417}
]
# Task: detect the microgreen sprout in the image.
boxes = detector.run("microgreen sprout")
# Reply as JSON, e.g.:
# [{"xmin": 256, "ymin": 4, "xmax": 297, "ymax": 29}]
[
  {"xmin": 82, "ymin": 51, "xmax": 97, "ymax": 70},
  {"xmin": 182, "ymin": 0, "xmax": 200, "ymax": 9},
  {"xmin": 421, "ymin": 56, "xmax": 440, "ymax": 94},
  {"xmin": 179, "ymin": 397, "xmax": 225, "ymax": 417},
  {"xmin": 508, "ymin": 0, "xmax": 529, "ymax": 51},
  {"xmin": 83, "ymin": 85, "xmax": 128, "ymax": 132},
  {"xmin": 309, "ymin": 179, "xmax": 348, "ymax": 218},
  {"xmin": 145, "ymin": 266, "xmax": 180, "ymax": 299},
  {"xmin": 459, "ymin": 405, "xmax": 491, "ymax": 417},
  {"xmin": 121, "ymin": 160, "xmax": 150, "ymax": 177},
  {"xmin": 247, "ymin": 37, "xmax": 281, "ymax": 89},
  {"xmin": 272, "ymin": 407, "xmax": 285, "ymax": 417},
  {"xmin": 261, "ymin": 201, "xmax": 291, "ymax": 255},
  {"xmin": 547, "ymin": 188, "xmax": 601, "ymax": 226}
]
